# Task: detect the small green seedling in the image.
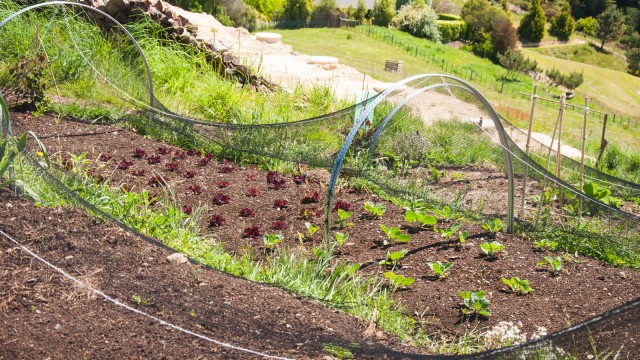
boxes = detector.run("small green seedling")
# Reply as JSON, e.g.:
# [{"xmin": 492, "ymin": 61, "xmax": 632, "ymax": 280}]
[
  {"xmin": 363, "ymin": 201, "xmax": 386, "ymax": 218},
  {"xmin": 458, "ymin": 290, "xmax": 491, "ymax": 317},
  {"xmin": 379, "ymin": 224, "xmax": 411, "ymax": 246},
  {"xmin": 502, "ymin": 277, "xmax": 534, "ymax": 295},
  {"xmin": 481, "ymin": 219, "xmax": 504, "ymax": 234},
  {"xmin": 533, "ymin": 239, "xmax": 558, "ymax": 251},
  {"xmin": 298, "ymin": 222, "xmax": 319, "ymax": 242},
  {"xmin": 438, "ymin": 223, "xmax": 462, "ymax": 239},
  {"xmin": 459, "ymin": 230, "xmax": 469, "ymax": 243},
  {"xmin": 384, "ymin": 271, "xmax": 414, "ymax": 292},
  {"xmin": 432, "ymin": 205, "xmax": 455, "ymax": 222},
  {"xmin": 480, "ymin": 241, "xmax": 505, "ymax": 257},
  {"xmin": 538, "ymin": 256, "xmax": 564, "ymax": 276},
  {"xmin": 334, "ymin": 209, "xmax": 354, "ymax": 229},
  {"xmin": 132, "ymin": 295, "xmax": 152, "ymax": 306},
  {"xmin": 263, "ymin": 233, "xmax": 283, "ymax": 249},
  {"xmin": 427, "ymin": 261, "xmax": 454, "ymax": 279},
  {"xmin": 379, "ymin": 250, "xmax": 406, "ymax": 269},
  {"xmin": 404, "ymin": 210, "xmax": 437, "ymax": 228},
  {"xmin": 334, "ymin": 232, "xmax": 349, "ymax": 247}
]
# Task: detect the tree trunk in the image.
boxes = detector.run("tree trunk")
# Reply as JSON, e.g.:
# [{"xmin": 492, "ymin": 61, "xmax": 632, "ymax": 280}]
[{"xmin": 600, "ymin": 37, "xmax": 606, "ymax": 51}]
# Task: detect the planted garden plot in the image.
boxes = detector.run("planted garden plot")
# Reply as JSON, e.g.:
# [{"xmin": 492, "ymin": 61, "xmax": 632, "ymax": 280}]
[{"xmin": 10, "ymin": 112, "xmax": 639, "ymax": 345}]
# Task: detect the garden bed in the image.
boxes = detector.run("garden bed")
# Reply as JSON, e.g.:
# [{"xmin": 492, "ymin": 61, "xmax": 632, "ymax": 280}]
[{"xmin": 7, "ymin": 112, "xmax": 640, "ymax": 351}]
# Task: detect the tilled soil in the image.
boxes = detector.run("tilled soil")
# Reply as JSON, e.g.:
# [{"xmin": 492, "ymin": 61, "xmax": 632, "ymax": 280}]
[{"xmin": 4, "ymin": 112, "xmax": 640, "ymax": 356}]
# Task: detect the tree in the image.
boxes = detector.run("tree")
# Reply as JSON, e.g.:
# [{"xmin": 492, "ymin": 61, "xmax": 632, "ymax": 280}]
[
  {"xmin": 355, "ymin": 0, "xmax": 367, "ymax": 21},
  {"xmin": 281, "ymin": 0, "xmax": 313, "ymax": 25},
  {"xmin": 393, "ymin": 1, "xmax": 441, "ymax": 42},
  {"xmin": 575, "ymin": 16, "xmax": 599, "ymax": 36},
  {"xmin": 461, "ymin": 0, "xmax": 507, "ymax": 40},
  {"xmin": 497, "ymin": 49, "xmax": 538, "ymax": 80},
  {"xmin": 622, "ymin": 32, "xmax": 640, "ymax": 76},
  {"xmin": 311, "ymin": 0, "xmax": 338, "ymax": 27},
  {"xmin": 372, "ymin": 0, "xmax": 396, "ymax": 27},
  {"xmin": 518, "ymin": 0, "xmax": 546, "ymax": 42},
  {"xmin": 491, "ymin": 16, "xmax": 518, "ymax": 54},
  {"xmin": 596, "ymin": 5, "xmax": 626, "ymax": 50},
  {"xmin": 550, "ymin": 9, "xmax": 575, "ymax": 40},
  {"xmin": 546, "ymin": 68, "xmax": 584, "ymax": 91}
]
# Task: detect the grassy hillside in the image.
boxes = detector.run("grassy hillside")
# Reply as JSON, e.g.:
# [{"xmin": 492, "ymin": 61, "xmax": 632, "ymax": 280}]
[{"xmin": 528, "ymin": 43, "xmax": 628, "ymax": 73}]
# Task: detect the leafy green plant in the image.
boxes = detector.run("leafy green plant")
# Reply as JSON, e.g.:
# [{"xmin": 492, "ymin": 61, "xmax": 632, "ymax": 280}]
[
  {"xmin": 431, "ymin": 205, "xmax": 455, "ymax": 222},
  {"xmin": 334, "ymin": 209, "xmax": 354, "ymax": 229},
  {"xmin": 379, "ymin": 250, "xmax": 406, "ymax": 269},
  {"xmin": 532, "ymin": 187, "xmax": 556, "ymax": 206},
  {"xmin": 0, "ymin": 133, "xmax": 27, "ymax": 188},
  {"xmin": 298, "ymin": 222, "xmax": 319, "ymax": 242},
  {"xmin": 379, "ymin": 224, "xmax": 411, "ymax": 246},
  {"xmin": 459, "ymin": 230, "xmax": 469, "ymax": 243},
  {"xmin": 481, "ymin": 219, "xmax": 504, "ymax": 234},
  {"xmin": 404, "ymin": 210, "xmax": 437, "ymax": 229},
  {"xmin": 480, "ymin": 241, "xmax": 505, "ymax": 257},
  {"xmin": 263, "ymin": 233, "xmax": 283, "ymax": 249},
  {"xmin": 533, "ymin": 239, "xmax": 558, "ymax": 251},
  {"xmin": 538, "ymin": 256, "xmax": 564, "ymax": 276},
  {"xmin": 427, "ymin": 261, "xmax": 454, "ymax": 279},
  {"xmin": 384, "ymin": 271, "xmax": 415, "ymax": 292},
  {"xmin": 334, "ymin": 232, "xmax": 349, "ymax": 247},
  {"xmin": 501, "ymin": 277, "xmax": 534, "ymax": 295},
  {"xmin": 458, "ymin": 290, "xmax": 491, "ymax": 317},
  {"xmin": 363, "ymin": 201, "xmax": 386, "ymax": 218},
  {"xmin": 132, "ymin": 295, "xmax": 152, "ymax": 306},
  {"xmin": 438, "ymin": 223, "xmax": 461, "ymax": 239},
  {"xmin": 582, "ymin": 182, "xmax": 622, "ymax": 210}
]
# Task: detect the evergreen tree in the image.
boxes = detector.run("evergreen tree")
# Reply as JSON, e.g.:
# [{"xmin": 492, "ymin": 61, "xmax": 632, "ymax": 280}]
[
  {"xmin": 518, "ymin": 0, "xmax": 546, "ymax": 42},
  {"xmin": 597, "ymin": 5, "xmax": 626, "ymax": 50},
  {"xmin": 282, "ymin": 0, "xmax": 313, "ymax": 25},
  {"xmin": 372, "ymin": 0, "xmax": 396, "ymax": 27},
  {"xmin": 550, "ymin": 9, "xmax": 576, "ymax": 40},
  {"xmin": 355, "ymin": 0, "xmax": 368, "ymax": 21}
]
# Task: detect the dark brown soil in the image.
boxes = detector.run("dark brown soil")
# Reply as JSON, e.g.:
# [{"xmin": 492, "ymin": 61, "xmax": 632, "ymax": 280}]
[{"xmin": 5, "ymin": 112, "xmax": 640, "ymax": 356}]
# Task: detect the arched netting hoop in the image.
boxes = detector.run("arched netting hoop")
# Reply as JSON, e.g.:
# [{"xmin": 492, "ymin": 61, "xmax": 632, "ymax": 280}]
[{"xmin": 1, "ymin": 2, "xmax": 639, "ymax": 359}]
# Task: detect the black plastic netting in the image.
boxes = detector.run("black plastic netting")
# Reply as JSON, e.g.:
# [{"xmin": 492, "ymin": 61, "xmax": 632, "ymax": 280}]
[{"xmin": 1, "ymin": 2, "xmax": 639, "ymax": 359}]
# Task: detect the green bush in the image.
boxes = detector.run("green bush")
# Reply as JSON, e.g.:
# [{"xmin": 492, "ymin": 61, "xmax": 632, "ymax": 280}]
[
  {"xmin": 518, "ymin": 0, "xmax": 546, "ymax": 42},
  {"xmin": 437, "ymin": 13, "xmax": 461, "ymax": 21},
  {"xmin": 394, "ymin": 3, "xmax": 441, "ymax": 42},
  {"xmin": 437, "ymin": 20, "xmax": 467, "ymax": 43},
  {"xmin": 575, "ymin": 16, "xmax": 599, "ymax": 36},
  {"xmin": 372, "ymin": 0, "xmax": 396, "ymax": 27},
  {"xmin": 549, "ymin": 10, "xmax": 575, "ymax": 40}
]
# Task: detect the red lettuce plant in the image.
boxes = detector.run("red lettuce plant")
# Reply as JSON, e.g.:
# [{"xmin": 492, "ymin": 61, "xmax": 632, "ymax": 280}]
[
  {"xmin": 147, "ymin": 191, "xmax": 159, "ymax": 205},
  {"xmin": 271, "ymin": 221, "xmax": 287, "ymax": 230},
  {"xmin": 117, "ymin": 160, "xmax": 133, "ymax": 170},
  {"xmin": 245, "ymin": 174, "xmax": 257, "ymax": 181},
  {"xmin": 147, "ymin": 155, "xmax": 161, "ymax": 164},
  {"xmin": 301, "ymin": 191, "xmax": 320, "ymax": 204},
  {"xmin": 273, "ymin": 199, "xmax": 289, "ymax": 209},
  {"xmin": 218, "ymin": 164, "xmax": 234, "ymax": 173},
  {"xmin": 242, "ymin": 226, "xmax": 262, "ymax": 239},
  {"xmin": 217, "ymin": 181, "xmax": 230, "ymax": 188},
  {"xmin": 209, "ymin": 214, "xmax": 226, "ymax": 227},
  {"xmin": 205, "ymin": 152, "xmax": 214, "ymax": 160},
  {"xmin": 157, "ymin": 146, "xmax": 171, "ymax": 155},
  {"xmin": 182, "ymin": 204, "xmax": 193, "ymax": 215},
  {"xmin": 184, "ymin": 170, "xmax": 197, "ymax": 179},
  {"xmin": 148, "ymin": 175, "xmax": 169, "ymax": 187},
  {"xmin": 187, "ymin": 184, "xmax": 204, "ymax": 194},
  {"xmin": 267, "ymin": 171, "xmax": 286, "ymax": 189},
  {"xmin": 186, "ymin": 149, "xmax": 197, "ymax": 156},
  {"xmin": 131, "ymin": 169, "xmax": 145, "ymax": 176},
  {"xmin": 293, "ymin": 174, "xmax": 306, "ymax": 184},
  {"xmin": 98, "ymin": 153, "xmax": 112, "ymax": 162},
  {"xmin": 197, "ymin": 157, "xmax": 210, "ymax": 167},
  {"xmin": 245, "ymin": 187, "xmax": 260, "ymax": 197},
  {"xmin": 173, "ymin": 151, "xmax": 186, "ymax": 159},
  {"xmin": 212, "ymin": 193, "xmax": 230, "ymax": 205},
  {"xmin": 239, "ymin": 208, "xmax": 256, "ymax": 217},
  {"xmin": 333, "ymin": 200, "xmax": 352, "ymax": 212},
  {"xmin": 166, "ymin": 163, "xmax": 179, "ymax": 172},
  {"xmin": 132, "ymin": 147, "xmax": 146, "ymax": 158}
]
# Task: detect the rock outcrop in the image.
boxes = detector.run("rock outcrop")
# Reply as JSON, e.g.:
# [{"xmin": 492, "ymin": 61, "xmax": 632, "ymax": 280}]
[{"xmin": 80, "ymin": 0, "xmax": 276, "ymax": 92}]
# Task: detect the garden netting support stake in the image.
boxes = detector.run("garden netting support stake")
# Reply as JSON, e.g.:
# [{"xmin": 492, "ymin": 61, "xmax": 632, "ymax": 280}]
[
  {"xmin": 520, "ymin": 84, "xmax": 538, "ymax": 220},
  {"xmin": 579, "ymin": 96, "xmax": 589, "ymax": 214}
]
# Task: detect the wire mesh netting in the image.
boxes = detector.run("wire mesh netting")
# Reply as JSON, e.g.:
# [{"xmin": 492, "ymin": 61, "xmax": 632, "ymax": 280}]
[{"xmin": 1, "ymin": 2, "xmax": 639, "ymax": 359}]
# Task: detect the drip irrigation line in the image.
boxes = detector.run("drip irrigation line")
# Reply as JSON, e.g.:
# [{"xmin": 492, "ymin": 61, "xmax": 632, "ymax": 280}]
[{"xmin": 0, "ymin": 228, "xmax": 293, "ymax": 360}]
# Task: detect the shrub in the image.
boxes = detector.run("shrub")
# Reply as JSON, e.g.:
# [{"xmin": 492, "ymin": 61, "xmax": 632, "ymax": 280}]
[
  {"xmin": 491, "ymin": 17, "xmax": 518, "ymax": 55},
  {"xmin": 437, "ymin": 13, "xmax": 461, "ymax": 21},
  {"xmin": 394, "ymin": 2, "xmax": 441, "ymax": 42},
  {"xmin": 372, "ymin": 0, "xmax": 395, "ymax": 27},
  {"xmin": 575, "ymin": 16, "xmax": 598, "ymax": 36},
  {"xmin": 518, "ymin": 0, "xmax": 546, "ymax": 42},
  {"xmin": 549, "ymin": 10, "xmax": 575, "ymax": 40},
  {"xmin": 438, "ymin": 20, "xmax": 467, "ymax": 43}
]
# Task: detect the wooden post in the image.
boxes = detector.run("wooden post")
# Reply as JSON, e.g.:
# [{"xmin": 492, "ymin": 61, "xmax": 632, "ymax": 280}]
[
  {"xmin": 555, "ymin": 94, "xmax": 566, "ymax": 178},
  {"xmin": 579, "ymin": 97, "xmax": 589, "ymax": 214},
  {"xmin": 519, "ymin": 84, "xmax": 538, "ymax": 219},
  {"xmin": 596, "ymin": 114, "xmax": 609, "ymax": 168}
]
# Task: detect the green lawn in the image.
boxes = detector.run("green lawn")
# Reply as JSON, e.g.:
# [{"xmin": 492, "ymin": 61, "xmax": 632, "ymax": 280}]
[{"xmin": 528, "ymin": 43, "xmax": 628, "ymax": 73}]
